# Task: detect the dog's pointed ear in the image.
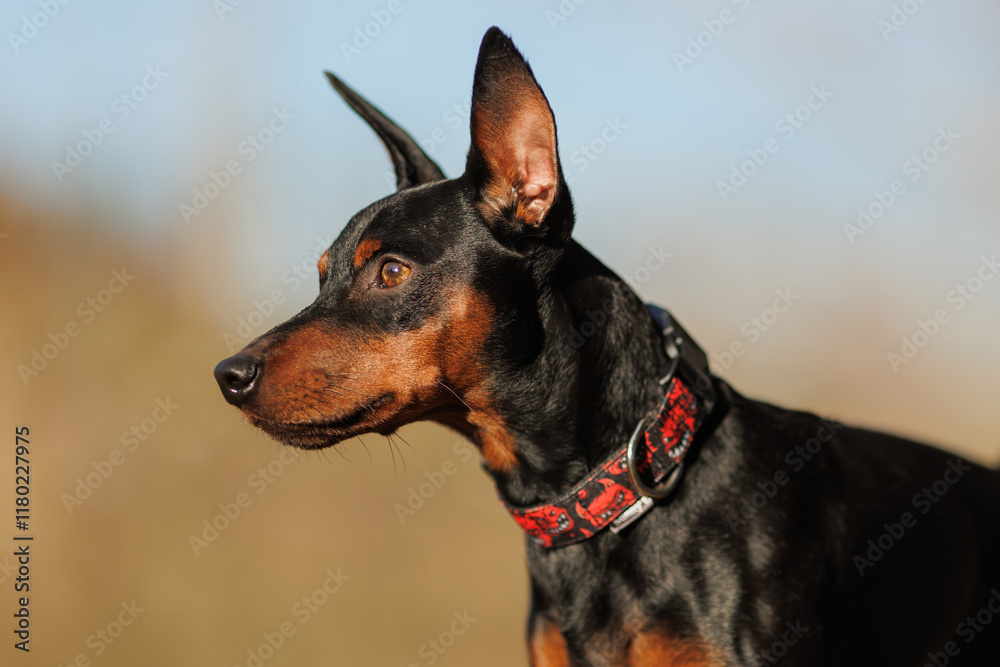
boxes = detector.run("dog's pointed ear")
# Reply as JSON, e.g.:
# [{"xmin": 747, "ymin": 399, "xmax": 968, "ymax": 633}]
[
  {"xmin": 465, "ymin": 28, "xmax": 571, "ymax": 240},
  {"xmin": 325, "ymin": 71, "xmax": 445, "ymax": 191}
]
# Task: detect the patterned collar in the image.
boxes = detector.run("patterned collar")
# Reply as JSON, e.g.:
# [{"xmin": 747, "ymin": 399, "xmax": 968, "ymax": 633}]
[{"xmin": 495, "ymin": 305, "xmax": 716, "ymax": 549}]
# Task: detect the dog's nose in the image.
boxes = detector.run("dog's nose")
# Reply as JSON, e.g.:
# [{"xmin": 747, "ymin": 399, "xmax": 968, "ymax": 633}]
[{"xmin": 214, "ymin": 355, "xmax": 261, "ymax": 406}]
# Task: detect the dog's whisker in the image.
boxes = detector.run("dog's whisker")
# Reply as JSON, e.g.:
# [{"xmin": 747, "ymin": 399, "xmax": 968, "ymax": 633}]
[
  {"xmin": 321, "ymin": 386, "xmax": 378, "ymax": 415},
  {"xmin": 330, "ymin": 441, "xmax": 352, "ymax": 464},
  {"xmin": 437, "ymin": 379, "xmax": 472, "ymax": 411},
  {"xmin": 330, "ymin": 384, "xmax": 373, "ymax": 402},
  {"xmin": 391, "ymin": 430, "xmax": 415, "ymax": 453},
  {"xmin": 321, "ymin": 387, "xmax": 352, "ymax": 401},
  {"xmin": 354, "ymin": 435, "xmax": 373, "ymax": 468},
  {"xmin": 393, "ymin": 434, "xmax": 408, "ymax": 474},
  {"xmin": 386, "ymin": 434, "xmax": 400, "ymax": 478},
  {"xmin": 317, "ymin": 447, "xmax": 334, "ymax": 466}
]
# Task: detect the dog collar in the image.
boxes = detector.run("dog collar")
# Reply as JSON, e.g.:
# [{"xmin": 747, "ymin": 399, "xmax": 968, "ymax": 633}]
[{"xmin": 497, "ymin": 305, "xmax": 717, "ymax": 549}]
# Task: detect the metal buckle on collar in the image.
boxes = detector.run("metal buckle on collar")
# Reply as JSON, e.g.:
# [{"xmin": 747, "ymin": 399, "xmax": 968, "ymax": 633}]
[
  {"xmin": 617, "ymin": 307, "xmax": 691, "ymax": 504},
  {"xmin": 659, "ymin": 337, "xmax": 682, "ymax": 387},
  {"xmin": 625, "ymin": 412, "xmax": 685, "ymax": 500}
]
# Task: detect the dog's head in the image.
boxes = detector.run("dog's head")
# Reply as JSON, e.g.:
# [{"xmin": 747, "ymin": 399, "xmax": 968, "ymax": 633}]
[{"xmin": 214, "ymin": 28, "xmax": 576, "ymax": 469}]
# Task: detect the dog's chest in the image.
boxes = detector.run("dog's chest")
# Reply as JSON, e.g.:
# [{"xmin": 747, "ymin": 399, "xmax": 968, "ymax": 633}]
[{"xmin": 552, "ymin": 624, "xmax": 722, "ymax": 666}]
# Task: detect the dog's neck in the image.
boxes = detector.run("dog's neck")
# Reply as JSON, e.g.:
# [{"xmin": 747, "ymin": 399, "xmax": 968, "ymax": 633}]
[{"xmin": 478, "ymin": 241, "xmax": 670, "ymax": 508}]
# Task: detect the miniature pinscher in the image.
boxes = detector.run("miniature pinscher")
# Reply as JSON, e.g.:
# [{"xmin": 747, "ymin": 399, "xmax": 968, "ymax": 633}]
[{"xmin": 215, "ymin": 27, "xmax": 1000, "ymax": 666}]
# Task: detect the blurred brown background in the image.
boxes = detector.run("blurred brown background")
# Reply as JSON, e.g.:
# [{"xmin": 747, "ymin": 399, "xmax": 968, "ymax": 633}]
[{"xmin": 2, "ymin": 1, "xmax": 999, "ymax": 666}]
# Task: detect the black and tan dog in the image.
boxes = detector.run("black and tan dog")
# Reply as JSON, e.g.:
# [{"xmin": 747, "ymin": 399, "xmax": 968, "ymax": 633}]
[{"xmin": 214, "ymin": 27, "xmax": 1000, "ymax": 666}]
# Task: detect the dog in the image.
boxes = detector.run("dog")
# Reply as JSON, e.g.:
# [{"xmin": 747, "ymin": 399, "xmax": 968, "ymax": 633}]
[{"xmin": 214, "ymin": 27, "xmax": 1000, "ymax": 666}]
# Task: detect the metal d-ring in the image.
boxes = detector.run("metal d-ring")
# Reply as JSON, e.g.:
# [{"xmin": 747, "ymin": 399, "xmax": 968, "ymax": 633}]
[
  {"xmin": 626, "ymin": 414, "xmax": 685, "ymax": 499},
  {"xmin": 658, "ymin": 334, "xmax": 682, "ymax": 386}
]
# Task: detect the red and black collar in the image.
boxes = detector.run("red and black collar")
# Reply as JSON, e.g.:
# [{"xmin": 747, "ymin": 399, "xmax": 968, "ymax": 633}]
[{"xmin": 496, "ymin": 305, "xmax": 717, "ymax": 549}]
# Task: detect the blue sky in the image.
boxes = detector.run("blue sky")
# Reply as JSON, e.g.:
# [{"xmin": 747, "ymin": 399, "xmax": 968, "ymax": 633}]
[{"xmin": 3, "ymin": 2, "xmax": 997, "ymax": 252}]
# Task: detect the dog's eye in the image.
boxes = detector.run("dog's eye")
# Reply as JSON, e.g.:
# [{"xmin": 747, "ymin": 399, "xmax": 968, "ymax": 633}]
[{"xmin": 379, "ymin": 261, "xmax": 410, "ymax": 288}]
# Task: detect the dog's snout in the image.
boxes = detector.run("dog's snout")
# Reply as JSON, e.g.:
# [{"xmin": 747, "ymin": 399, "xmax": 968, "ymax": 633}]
[{"xmin": 214, "ymin": 355, "xmax": 261, "ymax": 406}]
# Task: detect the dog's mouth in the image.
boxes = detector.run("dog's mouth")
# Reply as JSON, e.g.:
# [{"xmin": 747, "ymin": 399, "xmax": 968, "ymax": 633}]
[{"xmin": 243, "ymin": 392, "xmax": 396, "ymax": 450}]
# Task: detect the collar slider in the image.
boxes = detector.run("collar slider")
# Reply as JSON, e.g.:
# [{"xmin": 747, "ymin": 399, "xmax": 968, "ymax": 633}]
[{"xmin": 609, "ymin": 496, "xmax": 656, "ymax": 534}]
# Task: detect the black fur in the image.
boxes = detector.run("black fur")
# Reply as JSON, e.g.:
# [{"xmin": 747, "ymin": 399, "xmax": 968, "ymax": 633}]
[{"xmin": 215, "ymin": 27, "xmax": 1000, "ymax": 666}]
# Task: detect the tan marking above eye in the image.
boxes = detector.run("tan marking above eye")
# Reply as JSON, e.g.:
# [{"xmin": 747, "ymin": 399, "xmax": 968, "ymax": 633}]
[
  {"xmin": 317, "ymin": 249, "xmax": 331, "ymax": 278},
  {"xmin": 380, "ymin": 261, "xmax": 410, "ymax": 287},
  {"xmin": 353, "ymin": 238, "xmax": 382, "ymax": 268}
]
